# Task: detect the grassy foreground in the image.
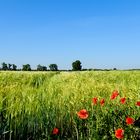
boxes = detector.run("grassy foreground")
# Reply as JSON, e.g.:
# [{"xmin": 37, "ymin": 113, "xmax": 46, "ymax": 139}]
[{"xmin": 0, "ymin": 71, "xmax": 140, "ymax": 140}]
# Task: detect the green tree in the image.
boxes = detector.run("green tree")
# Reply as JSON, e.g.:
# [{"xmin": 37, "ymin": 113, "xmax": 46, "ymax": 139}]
[
  {"xmin": 22, "ymin": 64, "xmax": 31, "ymax": 71},
  {"xmin": 12, "ymin": 64, "xmax": 17, "ymax": 71},
  {"xmin": 8, "ymin": 63, "xmax": 12, "ymax": 70},
  {"xmin": 49, "ymin": 64, "xmax": 58, "ymax": 71},
  {"xmin": 1, "ymin": 62, "xmax": 8, "ymax": 70},
  {"xmin": 113, "ymin": 68, "xmax": 117, "ymax": 70},
  {"xmin": 42, "ymin": 66, "xmax": 47, "ymax": 71},
  {"xmin": 37, "ymin": 64, "xmax": 47, "ymax": 71},
  {"xmin": 72, "ymin": 60, "xmax": 82, "ymax": 71},
  {"xmin": 37, "ymin": 64, "xmax": 42, "ymax": 71}
]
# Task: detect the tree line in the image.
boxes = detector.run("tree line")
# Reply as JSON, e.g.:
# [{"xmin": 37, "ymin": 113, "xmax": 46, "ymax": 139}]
[{"xmin": 0, "ymin": 60, "xmax": 82, "ymax": 71}]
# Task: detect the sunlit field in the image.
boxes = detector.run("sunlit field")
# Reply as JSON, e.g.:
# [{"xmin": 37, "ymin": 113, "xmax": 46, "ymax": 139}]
[{"xmin": 0, "ymin": 71, "xmax": 140, "ymax": 140}]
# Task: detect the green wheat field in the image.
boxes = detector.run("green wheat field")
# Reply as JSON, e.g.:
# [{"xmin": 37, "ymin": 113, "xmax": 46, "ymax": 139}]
[{"xmin": 0, "ymin": 71, "xmax": 140, "ymax": 140}]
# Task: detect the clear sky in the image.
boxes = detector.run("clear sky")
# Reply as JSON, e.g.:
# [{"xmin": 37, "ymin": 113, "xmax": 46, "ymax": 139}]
[{"xmin": 0, "ymin": 0, "xmax": 140, "ymax": 70}]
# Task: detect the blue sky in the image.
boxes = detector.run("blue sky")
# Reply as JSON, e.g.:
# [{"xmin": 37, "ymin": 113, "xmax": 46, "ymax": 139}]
[{"xmin": 0, "ymin": 0, "xmax": 140, "ymax": 69}]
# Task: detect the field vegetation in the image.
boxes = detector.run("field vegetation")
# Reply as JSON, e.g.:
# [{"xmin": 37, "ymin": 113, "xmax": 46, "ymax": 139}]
[{"xmin": 0, "ymin": 71, "xmax": 140, "ymax": 140}]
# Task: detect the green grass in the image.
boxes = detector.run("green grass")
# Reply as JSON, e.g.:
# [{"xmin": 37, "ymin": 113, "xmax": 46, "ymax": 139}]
[{"xmin": 0, "ymin": 71, "xmax": 140, "ymax": 140}]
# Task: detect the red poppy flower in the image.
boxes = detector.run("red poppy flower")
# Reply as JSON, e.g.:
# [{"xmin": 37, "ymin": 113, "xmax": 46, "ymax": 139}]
[
  {"xmin": 136, "ymin": 101, "xmax": 140, "ymax": 106},
  {"xmin": 126, "ymin": 117, "xmax": 134, "ymax": 125},
  {"xmin": 92, "ymin": 97, "xmax": 98, "ymax": 105},
  {"xmin": 100, "ymin": 99, "xmax": 105, "ymax": 106},
  {"xmin": 115, "ymin": 128, "xmax": 124, "ymax": 139},
  {"xmin": 120, "ymin": 98, "xmax": 126, "ymax": 104},
  {"xmin": 110, "ymin": 90, "xmax": 119, "ymax": 100},
  {"xmin": 52, "ymin": 128, "xmax": 59, "ymax": 135},
  {"xmin": 77, "ymin": 109, "xmax": 89, "ymax": 119}
]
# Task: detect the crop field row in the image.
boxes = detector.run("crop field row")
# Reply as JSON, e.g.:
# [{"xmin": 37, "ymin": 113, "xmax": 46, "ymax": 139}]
[{"xmin": 0, "ymin": 71, "xmax": 140, "ymax": 140}]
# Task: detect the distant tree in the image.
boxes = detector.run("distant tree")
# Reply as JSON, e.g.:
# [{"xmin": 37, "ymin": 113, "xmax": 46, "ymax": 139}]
[
  {"xmin": 72, "ymin": 60, "xmax": 82, "ymax": 71},
  {"xmin": 82, "ymin": 69, "xmax": 88, "ymax": 71},
  {"xmin": 12, "ymin": 64, "xmax": 17, "ymax": 71},
  {"xmin": 22, "ymin": 64, "xmax": 31, "ymax": 71},
  {"xmin": 37, "ymin": 64, "xmax": 42, "ymax": 71},
  {"xmin": 49, "ymin": 64, "xmax": 58, "ymax": 71},
  {"xmin": 42, "ymin": 66, "xmax": 47, "ymax": 71},
  {"xmin": 88, "ymin": 68, "xmax": 93, "ymax": 71},
  {"xmin": 8, "ymin": 63, "xmax": 12, "ymax": 70},
  {"xmin": 37, "ymin": 64, "xmax": 47, "ymax": 71},
  {"xmin": 113, "ymin": 68, "xmax": 117, "ymax": 70},
  {"xmin": 1, "ymin": 62, "xmax": 8, "ymax": 70}
]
